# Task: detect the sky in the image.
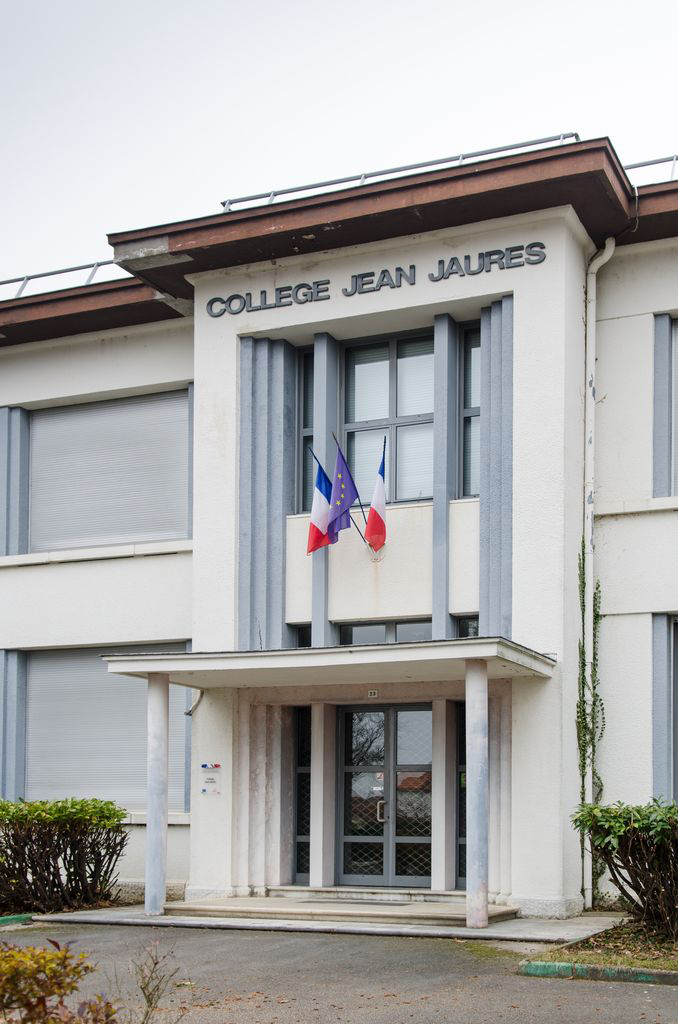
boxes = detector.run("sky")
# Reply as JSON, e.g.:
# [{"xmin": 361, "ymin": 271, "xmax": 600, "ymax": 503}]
[{"xmin": 1, "ymin": 0, "xmax": 675, "ymax": 296}]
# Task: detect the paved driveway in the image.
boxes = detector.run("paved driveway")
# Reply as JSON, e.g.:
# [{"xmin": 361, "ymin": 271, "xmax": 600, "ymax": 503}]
[{"xmin": 8, "ymin": 923, "xmax": 678, "ymax": 1024}]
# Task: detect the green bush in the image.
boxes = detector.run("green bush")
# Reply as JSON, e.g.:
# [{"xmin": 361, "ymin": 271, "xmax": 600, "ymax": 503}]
[
  {"xmin": 0, "ymin": 799, "xmax": 129, "ymax": 914},
  {"xmin": 0, "ymin": 940, "xmax": 117, "ymax": 1023},
  {"xmin": 573, "ymin": 800, "xmax": 678, "ymax": 939}
]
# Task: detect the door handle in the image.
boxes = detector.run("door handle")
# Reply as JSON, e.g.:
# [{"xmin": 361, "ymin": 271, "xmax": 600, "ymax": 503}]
[{"xmin": 376, "ymin": 799, "xmax": 386, "ymax": 823}]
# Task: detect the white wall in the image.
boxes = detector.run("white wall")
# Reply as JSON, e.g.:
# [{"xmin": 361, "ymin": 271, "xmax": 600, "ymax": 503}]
[
  {"xmin": 191, "ymin": 206, "xmax": 586, "ymax": 653},
  {"xmin": 509, "ymin": 220, "xmax": 588, "ymax": 917},
  {"xmin": 286, "ymin": 498, "xmax": 480, "ymax": 625},
  {"xmin": 0, "ymin": 319, "xmax": 194, "ymax": 409},
  {"xmin": 596, "ymin": 510, "xmax": 678, "ymax": 616},
  {"xmin": 121, "ymin": 822, "xmax": 190, "ymax": 884},
  {"xmin": 0, "ymin": 551, "xmax": 192, "ymax": 649}
]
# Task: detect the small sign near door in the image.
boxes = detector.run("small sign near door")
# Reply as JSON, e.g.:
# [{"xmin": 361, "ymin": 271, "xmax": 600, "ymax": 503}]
[{"xmin": 200, "ymin": 762, "xmax": 221, "ymax": 795}]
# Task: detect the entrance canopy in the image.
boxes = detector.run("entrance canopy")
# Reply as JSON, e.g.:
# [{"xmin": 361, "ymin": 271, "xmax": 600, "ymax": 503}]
[{"xmin": 104, "ymin": 637, "xmax": 555, "ymax": 688}]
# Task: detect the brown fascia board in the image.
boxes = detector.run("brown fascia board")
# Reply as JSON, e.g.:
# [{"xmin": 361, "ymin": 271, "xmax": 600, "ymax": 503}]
[
  {"xmin": 0, "ymin": 278, "xmax": 184, "ymax": 347},
  {"xmin": 618, "ymin": 180, "xmax": 678, "ymax": 246},
  {"xmin": 109, "ymin": 138, "xmax": 634, "ymax": 299}
]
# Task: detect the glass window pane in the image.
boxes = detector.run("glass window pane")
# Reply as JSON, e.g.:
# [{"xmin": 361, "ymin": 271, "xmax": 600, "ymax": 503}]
[
  {"xmin": 395, "ymin": 842, "xmax": 431, "ymax": 878},
  {"xmin": 296, "ymin": 841, "xmax": 310, "ymax": 875},
  {"xmin": 343, "ymin": 771, "xmax": 385, "ymax": 836},
  {"xmin": 456, "ymin": 616, "xmax": 479, "ymax": 638},
  {"xmin": 301, "ymin": 443, "xmax": 315, "ymax": 512},
  {"xmin": 464, "ymin": 332, "xmax": 481, "ymax": 409},
  {"xmin": 396, "ymin": 709, "xmax": 432, "ymax": 764},
  {"xmin": 302, "ymin": 352, "xmax": 314, "ymax": 429},
  {"xmin": 345, "ymin": 344, "xmax": 389, "ymax": 423},
  {"xmin": 344, "ymin": 711, "xmax": 385, "ymax": 766},
  {"xmin": 347, "ymin": 429, "xmax": 389, "ymax": 505},
  {"xmin": 395, "ymin": 621, "xmax": 432, "ymax": 642},
  {"xmin": 463, "ymin": 417, "xmax": 480, "ymax": 496},
  {"xmin": 395, "ymin": 771, "xmax": 432, "ymax": 836},
  {"xmin": 396, "ymin": 422, "xmax": 433, "ymax": 500},
  {"xmin": 296, "ymin": 772, "xmax": 311, "ymax": 835},
  {"xmin": 397, "ymin": 337, "xmax": 433, "ymax": 416},
  {"xmin": 344, "ymin": 842, "xmax": 383, "ymax": 876},
  {"xmin": 340, "ymin": 623, "xmax": 388, "ymax": 646},
  {"xmin": 296, "ymin": 707, "xmax": 312, "ymax": 767}
]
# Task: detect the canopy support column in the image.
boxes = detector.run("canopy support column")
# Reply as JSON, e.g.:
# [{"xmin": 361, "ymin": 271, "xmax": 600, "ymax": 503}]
[
  {"xmin": 465, "ymin": 659, "xmax": 489, "ymax": 928},
  {"xmin": 145, "ymin": 672, "xmax": 169, "ymax": 916},
  {"xmin": 309, "ymin": 703, "xmax": 336, "ymax": 886}
]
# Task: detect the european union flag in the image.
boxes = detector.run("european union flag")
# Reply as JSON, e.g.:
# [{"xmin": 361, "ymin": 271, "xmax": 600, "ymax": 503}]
[{"xmin": 328, "ymin": 444, "xmax": 359, "ymax": 538}]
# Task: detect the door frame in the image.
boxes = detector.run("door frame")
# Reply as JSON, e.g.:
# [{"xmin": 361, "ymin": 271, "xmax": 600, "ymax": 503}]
[{"xmin": 335, "ymin": 703, "xmax": 433, "ymax": 887}]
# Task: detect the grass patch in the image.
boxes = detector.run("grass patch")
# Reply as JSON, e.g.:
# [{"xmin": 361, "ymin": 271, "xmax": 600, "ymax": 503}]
[
  {"xmin": 455, "ymin": 940, "xmax": 517, "ymax": 959},
  {"xmin": 539, "ymin": 922, "xmax": 678, "ymax": 973}
]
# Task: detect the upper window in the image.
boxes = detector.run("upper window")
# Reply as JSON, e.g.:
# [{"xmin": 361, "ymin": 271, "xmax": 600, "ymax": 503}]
[
  {"xmin": 344, "ymin": 335, "xmax": 434, "ymax": 503},
  {"xmin": 29, "ymin": 390, "xmax": 191, "ymax": 552},
  {"xmin": 298, "ymin": 351, "xmax": 315, "ymax": 513},
  {"xmin": 297, "ymin": 324, "xmax": 481, "ymax": 512},
  {"xmin": 462, "ymin": 329, "xmax": 481, "ymax": 497}
]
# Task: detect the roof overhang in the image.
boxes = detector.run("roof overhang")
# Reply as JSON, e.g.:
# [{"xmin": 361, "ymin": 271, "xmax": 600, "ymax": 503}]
[
  {"xmin": 104, "ymin": 637, "xmax": 555, "ymax": 689},
  {"xmin": 107, "ymin": 138, "xmax": 633, "ymax": 300},
  {"xmin": 0, "ymin": 278, "xmax": 188, "ymax": 348}
]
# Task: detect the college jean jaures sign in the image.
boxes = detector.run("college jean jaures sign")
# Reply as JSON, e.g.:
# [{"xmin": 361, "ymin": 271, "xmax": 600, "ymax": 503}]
[{"xmin": 206, "ymin": 241, "xmax": 546, "ymax": 317}]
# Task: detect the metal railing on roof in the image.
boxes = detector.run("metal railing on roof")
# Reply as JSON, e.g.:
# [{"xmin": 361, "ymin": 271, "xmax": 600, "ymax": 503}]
[
  {"xmin": 220, "ymin": 132, "xmax": 582, "ymax": 212},
  {"xmin": 623, "ymin": 155, "xmax": 678, "ymax": 181},
  {"xmin": 0, "ymin": 259, "xmax": 125, "ymax": 300}
]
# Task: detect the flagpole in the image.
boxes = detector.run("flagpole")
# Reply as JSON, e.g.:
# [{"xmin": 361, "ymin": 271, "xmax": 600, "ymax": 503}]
[
  {"xmin": 307, "ymin": 446, "xmax": 325, "ymax": 472},
  {"xmin": 331, "ymin": 432, "xmax": 368, "ymax": 527},
  {"xmin": 307, "ymin": 444, "xmax": 369, "ymax": 548}
]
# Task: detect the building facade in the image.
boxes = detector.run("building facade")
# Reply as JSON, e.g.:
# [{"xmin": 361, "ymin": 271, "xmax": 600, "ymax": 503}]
[{"xmin": 1, "ymin": 136, "xmax": 677, "ymax": 924}]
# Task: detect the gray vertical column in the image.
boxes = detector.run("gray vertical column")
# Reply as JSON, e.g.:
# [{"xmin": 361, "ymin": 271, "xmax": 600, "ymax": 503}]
[
  {"xmin": 0, "ymin": 650, "xmax": 27, "ymax": 800},
  {"xmin": 653, "ymin": 314, "xmax": 673, "ymax": 498},
  {"xmin": 652, "ymin": 614, "xmax": 673, "ymax": 800},
  {"xmin": 0, "ymin": 407, "xmax": 30, "ymax": 556},
  {"xmin": 186, "ymin": 382, "xmax": 194, "ymax": 538},
  {"xmin": 238, "ymin": 338, "xmax": 297, "ymax": 651},
  {"xmin": 432, "ymin": 315, "xmax": 459, "ymax": 640},
  {"xmin": 479, "ymin": 296, "xmax": 513, "ymax": 637},
  {"xmin": 311, "ymin": 333, "xmax": 339, "ymax": 648}
]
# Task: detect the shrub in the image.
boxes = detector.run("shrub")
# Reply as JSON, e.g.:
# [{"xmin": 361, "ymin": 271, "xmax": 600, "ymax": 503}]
[
  {"xmin": 573, "ymin": 800, "xmax": 678, "ymax": 939},
  {"xmin": 0, "ymin": 799, "xmax": 129, "ymax": 914},
  {"xmin": 0, "ymin": 940, "xmax": 117, "ymax": 1023}
]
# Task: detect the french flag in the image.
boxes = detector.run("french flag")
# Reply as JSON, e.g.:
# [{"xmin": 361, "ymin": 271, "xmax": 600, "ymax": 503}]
[
  {"xmin": 307, "ymin": 462, "xmax": 337, "ymax": 554},
  {"xmin": 365, "ymin": 445, "xmax": 387, "ymax": 552}
]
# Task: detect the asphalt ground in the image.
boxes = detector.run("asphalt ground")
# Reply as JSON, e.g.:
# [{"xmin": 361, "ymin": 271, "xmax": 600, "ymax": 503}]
[{"xmin": 6, "ymin": 922, "xmax": 678, "ymax": 1024}]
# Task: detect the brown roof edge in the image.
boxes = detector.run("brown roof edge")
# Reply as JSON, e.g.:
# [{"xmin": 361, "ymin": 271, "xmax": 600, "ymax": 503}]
[
  {"xmin": 108, "ymin": 137, "xmax": 631, "ymax": 245},
  {"xmin": 0, "ymin": 277, "xmax": 188, "ymax": 348},
  {"xmin": 106, "ymin": 138, "xmax": 636, "ymax": 300}
]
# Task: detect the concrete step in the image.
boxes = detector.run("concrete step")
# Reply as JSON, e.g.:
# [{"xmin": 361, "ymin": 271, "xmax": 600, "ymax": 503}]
[
  {"xmin": 164, "ymin": 897, "xmax": 518, "ymax": 927},
  {"xmin": 265, "ymin": 885, "xmax": 467, "ymax": 904}
]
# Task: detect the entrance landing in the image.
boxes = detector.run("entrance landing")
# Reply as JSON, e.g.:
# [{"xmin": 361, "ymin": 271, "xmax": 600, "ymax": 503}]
[{"xmin": 163, "ymin": 895, "xmax": 518, "ymax": 927}]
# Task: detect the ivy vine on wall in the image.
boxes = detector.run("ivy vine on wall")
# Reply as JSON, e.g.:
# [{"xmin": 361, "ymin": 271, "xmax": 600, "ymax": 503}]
[{"xmin": 576, "ymin": 537, "xmax": 606, "ymax": 899}]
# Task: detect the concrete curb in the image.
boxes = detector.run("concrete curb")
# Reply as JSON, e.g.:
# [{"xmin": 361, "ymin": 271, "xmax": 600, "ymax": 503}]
[
  {"xmin": 0, "ymin": 914, "xmax": 34, "ymax": 926},
  {"xmin": 520, "ymin": 960, "xmax": 678, "ymax": 986}
]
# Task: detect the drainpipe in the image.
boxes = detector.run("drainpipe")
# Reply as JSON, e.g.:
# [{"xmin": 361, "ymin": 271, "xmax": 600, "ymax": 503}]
[{"xmin": 582, "ymin": 235, "xmax": 615, "ymax": 908}]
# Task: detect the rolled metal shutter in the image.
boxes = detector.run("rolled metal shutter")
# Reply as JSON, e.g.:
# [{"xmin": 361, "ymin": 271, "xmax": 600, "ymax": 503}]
[
  {"xmin": 25, "ymin": 645, "xmax": 189, "ymax": 811},
  {"xmin": 29, "ymin": 391, "xmax": 189, "ymax": 552}
]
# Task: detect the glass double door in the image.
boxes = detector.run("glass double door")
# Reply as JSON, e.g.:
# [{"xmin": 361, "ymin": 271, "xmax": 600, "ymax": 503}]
[{"xmin": 338, "ymin": 705, "xmax": 432, "ymax": 886}]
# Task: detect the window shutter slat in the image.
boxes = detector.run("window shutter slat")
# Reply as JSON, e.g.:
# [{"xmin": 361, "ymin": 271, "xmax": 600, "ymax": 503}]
[
  {"xmin": 29, "ymin": 391, "xmax": 189, "ymax": 551},
  {"xmin": 25, "ymin": 645, "xmax": 189, "ymax": 811}
]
